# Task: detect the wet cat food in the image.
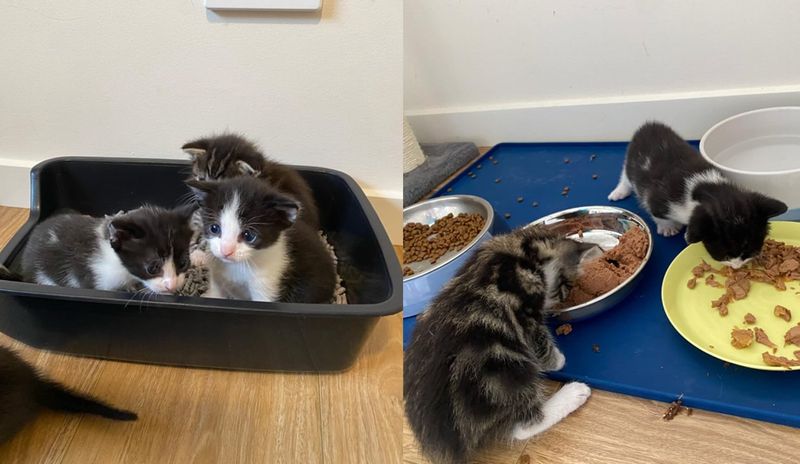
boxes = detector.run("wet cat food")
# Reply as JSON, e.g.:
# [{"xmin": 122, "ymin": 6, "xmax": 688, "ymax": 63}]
[
  {"xmin": 744, "ymin": 313, "xmax": 756, "ymax": 324},
  {"xmin": 730, "ymin": 328, "xmax": 754, "ymax": 349},
  {"xmin": 560, "ymin": 227, "xmax": 649, "ymax": 308},
  {"xmin": 774, "ymin": 305, "xmax": 792, "ymax": 322},
  {"xmin": 754, "ymin": 327, "xmax": 777, "ymax": 352}
]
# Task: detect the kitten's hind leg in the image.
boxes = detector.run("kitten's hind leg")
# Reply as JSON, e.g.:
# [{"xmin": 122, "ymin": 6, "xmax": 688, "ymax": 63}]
[
  {"xmin": 653, "ymin": 217, "xmax": 682, "ymax": 237},
  {"xmin": 511, "ymin": 382, "xmax": 591, "ymax": 440},
  {"xmin": 608, "ymin": 167, "xmax": 633, "ymax": 201}
]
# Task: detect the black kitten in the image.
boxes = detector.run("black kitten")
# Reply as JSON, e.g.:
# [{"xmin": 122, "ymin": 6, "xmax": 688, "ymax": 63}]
[
  {"xmin": 609, "ymin": 121, "xmax": 787, "ymax": 268},
  {"xmin": 0, "ymin": 345, "xmax": 136, "ymax": 444},
  {"xmin": 21, "ymin": 205, "xmax": 195, "ymax": 293},
  {"xmin": 405, "ymin": 227, "xmax": 594, "ymax": 464},
  {"xmin": 182, "ymin": 133, "xmax": 320, "ymax": 229},
  {"xmin": 187, "ymin": 177, "xmax": 336, "ymax": 303}
]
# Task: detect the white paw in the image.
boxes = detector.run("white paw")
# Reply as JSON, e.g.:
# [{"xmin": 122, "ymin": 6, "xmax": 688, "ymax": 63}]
[
  {"xmin": 553, "ymin": 382, "xmax": 592, "ymax": 413},
  {"xmin": 512, "ymin": 422, "xmax": 534, "ymax": 441},
  {"xmin": 657, "ymin": 225, "xmax": 681, "ymax": 237},
  {"xmin": 607, "ymin": 187, "xmax": 631, "ymax": 201},
  {"xmin": 549, "ymin": 348, "xmax": 566, "ymax": 371},
  {"xmin": 190, "ymin": 249, "xmax": 209, "ymax": 267}
]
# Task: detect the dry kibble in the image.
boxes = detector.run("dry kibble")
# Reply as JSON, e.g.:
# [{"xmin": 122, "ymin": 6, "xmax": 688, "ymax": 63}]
[
  {"xmin": 592, "ymin": 174, "xmax": 598, "ymax": 180},
  {"xmin": 590, "ymin": 154, "xmax": 598, "ymax": 161},
  {"xmin": 564, "ymin": 158, "xmax": 571, "ymax": 164},
  {"xmin": 556, "ymin": 324, "xmax": 572, "ymax": 336},
  {"xmin": 516, "ymin": 197, "xmax": 524, "ymax": 203},
  {"xmin": 476, "ymin": 164, "xmax": 482, "ymax": 169},
  {"xmin": 403, "ymin": 213, "xmax": 486, "ymax": 268},
  {"xmin": 494, "ymin": 178, "xmax": 501, "ymax": 183},
  {"xmin": 504, "ymin": 213, "xmax": 511, "ymax": 219},
  {"xmin": 532, "ymin": 201, "xmax": 539, "ymax": 207}
]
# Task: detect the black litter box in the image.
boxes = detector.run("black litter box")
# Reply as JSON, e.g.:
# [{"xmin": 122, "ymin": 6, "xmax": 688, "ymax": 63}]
[{"xmin": 0, "ymin": 157, "xmax": 401, "ymax": 372}]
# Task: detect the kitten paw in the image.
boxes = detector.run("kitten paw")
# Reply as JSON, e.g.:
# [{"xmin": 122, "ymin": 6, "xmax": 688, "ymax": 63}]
[
  {"xmin": 547, "ymin": 348, "xmax": 566, "ymax": 371},
  {"xmin": 553, "ymin": 382, "xmax": 592, "ymax": 413},
  {"xmin": 656, "ymin": 223, "xmax": 682, "ymax": 237},
  {"xmin": 607, "ymin": 186, "xmax": 632, "ymax": 201}
]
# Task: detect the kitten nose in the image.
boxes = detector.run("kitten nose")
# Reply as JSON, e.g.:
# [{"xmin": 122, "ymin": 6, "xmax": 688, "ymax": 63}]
[
  {"xmin": 164, "ymin": 278, "xmax": 176, "ymax": 292},
  {"xmin": 221, "ymin": 242, "xmax": 236, "ymax": 258}
]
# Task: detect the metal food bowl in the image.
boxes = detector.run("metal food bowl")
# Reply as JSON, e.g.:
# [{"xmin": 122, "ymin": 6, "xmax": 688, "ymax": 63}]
[
  {"xmin": 403, "ymin": 195, "xmax": 509, "ymax": 318},
  {"xmin": 530, "ymin": 206, "xmax": 653, "ymax": 321}
]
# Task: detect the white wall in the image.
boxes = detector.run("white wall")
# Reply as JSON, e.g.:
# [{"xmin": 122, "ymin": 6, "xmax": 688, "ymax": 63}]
[
  {"xmin": 0, "ymin": 0, "xmax": 401, "ymax": 242},
  {"xmin": 405, "ymin": 0, "xmax": 800, "ymax": 144}
]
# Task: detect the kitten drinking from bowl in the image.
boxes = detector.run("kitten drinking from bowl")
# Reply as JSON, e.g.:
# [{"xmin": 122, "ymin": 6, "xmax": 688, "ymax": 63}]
[
  {"xmin": 608, "ymin": 121, "xmax": 787, "ymax": 268},
  {"xmin": 21, "ymin": 205, "xmax": 195, "ymax": 293},
  {"xmin": 187, "ymin": 176, "xmax": 335, "ymax": 303}
]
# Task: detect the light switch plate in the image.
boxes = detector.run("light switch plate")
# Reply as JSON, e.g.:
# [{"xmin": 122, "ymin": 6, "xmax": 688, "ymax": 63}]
[{"xmin": 205, "ymin": 0, "xmax": 322, "ymax": 11}]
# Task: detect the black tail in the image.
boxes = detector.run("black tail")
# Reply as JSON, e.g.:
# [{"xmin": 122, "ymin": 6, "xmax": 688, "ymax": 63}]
[
  {"xmin": 0, "ymin": 265, "xmax": 23, "ymax": 282},
  {"xmin": 35, "ymin": 380, "xmax": 138, "ymax": 421}
]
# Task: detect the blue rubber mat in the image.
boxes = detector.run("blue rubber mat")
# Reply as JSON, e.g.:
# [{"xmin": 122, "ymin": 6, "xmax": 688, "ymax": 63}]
[{"xmin": 403, "ymin": 142, "xmax": 800, "ymax": 428}]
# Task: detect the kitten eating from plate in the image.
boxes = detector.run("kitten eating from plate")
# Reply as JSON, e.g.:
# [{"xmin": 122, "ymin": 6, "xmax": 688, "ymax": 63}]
[{"xmin": 609, "ymin": 121, "xmax": 787, "ymax": 269}]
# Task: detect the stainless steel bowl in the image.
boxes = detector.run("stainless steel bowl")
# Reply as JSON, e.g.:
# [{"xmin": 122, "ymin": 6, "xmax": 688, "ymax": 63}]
[
  {"xmin": 403, "ymin": 195, "xmax": 509, "ymax": 318},
  {"xmin": 530, "ymin": 206, "xmax": 653, "ymax": 321}
]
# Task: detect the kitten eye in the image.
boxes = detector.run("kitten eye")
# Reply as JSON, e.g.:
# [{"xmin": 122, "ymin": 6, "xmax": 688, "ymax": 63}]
[
  {"xmin": 242, "ymin": 230, "xmax": 258, "ymax": 243},
  {"xmin": 146, "ymin": 260, "xmax": 162, "ymax": 276},
  {"xmin": 208, "ymin": 223, "xmax": 221, "ymax": 235}
]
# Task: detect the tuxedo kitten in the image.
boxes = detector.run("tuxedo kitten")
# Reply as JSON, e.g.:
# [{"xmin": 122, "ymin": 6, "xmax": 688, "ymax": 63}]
[
  {"xmin": 0, "ymin": 345, "xmax": 136, "ymax": 443},
  {"xmin": 187, "ymin": 177, "xmax": 336, "ymax": 303},
  {"xmin": 21, "ymin": 205, "xmax": 195, "ymax": 293},
  {"xmin": 182, "ymin": 133, "xmax": 320, "ymax": 229},
  {"xmin": 404, "ymin": 226, "xmax": 595, "ymax": 464},
  {"xmin": 608, "ymin": 121, "xmax": 787, "ymax": 268}
]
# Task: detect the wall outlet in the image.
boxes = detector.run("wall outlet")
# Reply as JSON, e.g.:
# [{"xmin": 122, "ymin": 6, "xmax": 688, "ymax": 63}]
[{"xmin": 205, "ymin": 0, "xmax": 322, "ymax": 11}]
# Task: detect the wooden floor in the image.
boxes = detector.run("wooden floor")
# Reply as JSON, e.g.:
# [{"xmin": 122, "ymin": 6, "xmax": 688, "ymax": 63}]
[
  {"xmin": 403, "ymin": 148, "xmax": 799, "ymax": 463},
  {"xmin": 0, "ymin": 206, "xmax": 402, "ymax": 464}
]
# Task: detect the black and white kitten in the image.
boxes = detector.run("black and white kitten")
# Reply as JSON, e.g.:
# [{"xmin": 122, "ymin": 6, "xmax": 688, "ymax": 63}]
[
  {"xmin": 21, "ymin": 205, "xmax": 195, "ymax": 293},
  {"xmin": 0, "ymin": 345, "xmax": 136, "ymax": 443},
  {"xmin": 608, "ymin": 121, "xmax": 787, "ymax": 268},
  {"xmin": 182, "ymin": 133, "xmax": 320, "ymax": 229},
  {"xmin": 404, "ymin": 226, "xmax": 595, "ymax": 464},
  {"xmin": 187, "ymin": 177, "xmax": 336, "ymax": 303}
]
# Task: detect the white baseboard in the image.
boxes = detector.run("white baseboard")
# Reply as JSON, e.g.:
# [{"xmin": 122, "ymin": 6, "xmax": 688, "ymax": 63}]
[
  {"xmin": 405, "ymin": 85, "xmax": 800, "ymax": 145},
  {"xmin": 0, "ymin": 160, "xmax": 402, "ymax": 246}
]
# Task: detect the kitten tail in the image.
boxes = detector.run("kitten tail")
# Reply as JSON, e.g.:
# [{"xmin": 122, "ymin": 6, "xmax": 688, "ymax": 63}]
[
  {"xmin": 0, "ymin": 265, "xmax": 23, "ymax": 282},
  {"xmin": 35, "ymin": 379, "xmax": 138, "ymax": 421}
]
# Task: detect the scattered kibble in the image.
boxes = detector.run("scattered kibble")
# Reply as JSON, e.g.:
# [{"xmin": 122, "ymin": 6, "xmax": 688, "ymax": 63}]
[
  {"xmin": 564, "ymin": 158, "xmax": 571, "ymax": 164},
  {"xmin": 491, "ymin": 159, "xmax": 498, "ymax": 165},
  {"xmin": 592, "ymin": 344, "xmax": 600, "ymax": 353},
  {"xmin": 446, "ymin": 187, "xmax": 452, "ymax": 192},
  {"xmin": 592, "ymin": 174, "xmax": 598, "ymax": 180},
  {"xmin": 516, "ymin": 196, "xmax": 524, "ymax": 203},
  {"xmin": 532, "ymin": 201, "xmax": 539, "ymax": 207},
  {"xmin": 556, "ymin": 324, "xmax": 572, "ymax": 336},
  {"xmin": 488, "ymin": 155, "xmax": 494, "ymax": 160},
  {"xmin": 590, "ymin": 154, "xmax": 598, "ymax": 161},
  {"xmin": 494, "ymin": 178, "xmax": 501, "ymax": 183},
  {"xmin": 504, "ymin": 213, "xmax": 511, "ymax": 219},
  {"xmin": 467, "ymin": 171, "xmax": 474, "ymax": 177},
  {"xmin": 476, "ymin": 164, "xmax": 482, "ymax": 169}
]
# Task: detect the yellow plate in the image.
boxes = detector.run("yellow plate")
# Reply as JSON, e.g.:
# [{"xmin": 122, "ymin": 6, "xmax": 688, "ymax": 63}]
[{"xmin": 662, "ymin": 221, "xmax": 800, "ymax": 371}]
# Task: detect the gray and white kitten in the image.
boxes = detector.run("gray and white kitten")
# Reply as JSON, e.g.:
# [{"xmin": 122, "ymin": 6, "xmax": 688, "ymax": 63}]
[
  {"xmin": 404, "ymin": 226, "xmax": 595, "ymax": 464},
  {"xmin": 609, "ymin": 121, "xmax": 787, "ymax": 268},
  {"xmin": 21, "ymin": 205, "xmax": 195, "ymax": 293},
  {"xmin": 1, "ymin": 345, "xmax": 136, "ymax": 444},
  {"xmin": 187, "ymin": 177, "xmax": 336, "ymax": 303}
]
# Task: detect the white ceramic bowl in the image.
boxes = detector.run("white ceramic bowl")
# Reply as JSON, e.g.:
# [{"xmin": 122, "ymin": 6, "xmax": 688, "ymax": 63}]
[{"xmin": 700, "ymin": 107, "xmax": 800, "ymax": 209}]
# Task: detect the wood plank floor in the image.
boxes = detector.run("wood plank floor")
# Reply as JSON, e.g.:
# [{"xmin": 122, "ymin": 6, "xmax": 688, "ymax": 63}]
[{"xmin": 0, "ymin": 206, "xmax": 402, "ymax": 464}]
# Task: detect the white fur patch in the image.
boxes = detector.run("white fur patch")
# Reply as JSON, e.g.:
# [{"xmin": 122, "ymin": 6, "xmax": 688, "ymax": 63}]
[
  {"xmin": 35, "ymin": 271, "xmax": 56, "ymax": 286},
  {"xmin": 210, "ymin": 192, "xmax": 244, "ymax": 262},
  {"xmin": 90, "ymin": 225, "xmax": 134, "ymax": 291},
  {"xmin": 65, "ymin": 273, "xmax": 81, "ymax": 288},
  {"xmin": 512, "ymin": 382, "xmax": 591, "ymax": 440},
  {"xmin": 667, "ymin": 169, "xmax": 727, "ymax": 224},
  {"xmin": 215, "ymin": 233, "xmax": 290, "ymax": 302}
]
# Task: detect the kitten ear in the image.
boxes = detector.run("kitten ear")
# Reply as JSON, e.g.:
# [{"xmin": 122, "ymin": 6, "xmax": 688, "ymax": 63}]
[
  {"xmin": 270, "ymin": 195, "xmax": 300, "ymax": 225},
  {"xmin": 181, "ymin": 140, "xmax": 208, "ymax": 158},
  {"xmin": 755, "ymin": 195, "xmax": 788, "ymax": 219},
  {"xmin": 236, "ymin": 160, "xmax": 261, "ymax": 177},
  {"xmin": 185, "ymin": 180, "xmax": 216, "ymax": 202},
  {"xmin": 108, "ymin": 218, "xmax": 145, "ymax": 251}
]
